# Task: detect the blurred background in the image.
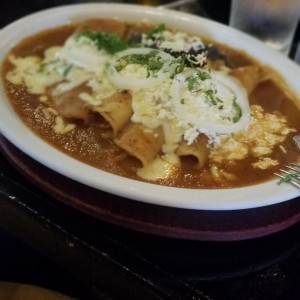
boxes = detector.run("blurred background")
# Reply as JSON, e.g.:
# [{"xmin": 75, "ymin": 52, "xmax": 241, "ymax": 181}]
[{"xmin": 1, "ymin": 0, "xmax": 299, "ymax": 58}]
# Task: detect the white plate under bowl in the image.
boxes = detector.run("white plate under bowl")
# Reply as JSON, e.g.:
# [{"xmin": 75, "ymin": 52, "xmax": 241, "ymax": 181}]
[{"xmin": 0, "ymin": 3, "xmax": 299, "ymax": 210}]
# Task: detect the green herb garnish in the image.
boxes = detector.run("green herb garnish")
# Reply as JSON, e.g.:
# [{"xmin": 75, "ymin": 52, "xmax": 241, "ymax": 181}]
[
  {"xmin": 37, "ymin": 59, "xmax": 59, "ymax": 73},
  {"xmin": 204, "ymin": 89, "xmax": 223, "ymax": 107},
  {"xmin": 277, "ymin": 171, "xmax": 300, "ymax": 185},
  {"xmin": 116, "ymin": 50, "xmax": 164, "ymax": 76},
  {"xmin": 62, "ymin": 64, "xmax": 73, "ymax": 77},
  {"xmin": 146, "ymin": 24, "xmax": 166, "ymax": 39},
  {"xmin": 186, "ymin": 76, "xmax": 198, "ymax": 91},
  {"xmin": 76, "ymin": 31, "xmax": 128, "ymax": 54},
  {"xmin": 205, "ymin": 89, "xmax": 216, "ymax": 103},
  {"xmin": 197, "ymin": 71, "xmax": 212, "ymax": 81},
  {"xmin": 172, "ymin": 56, "xmax": 186, "ymax": 76},
  {"xmin": 186, "ymin": 71, "xmax": 212, "ymax": 92},
  {"xmin": 232, "ymin": 96, "xmax": 242, "ymax": 123},
  {"xmin": 172, "ymin": 56, "xmax": 208, "ymax": 77}
]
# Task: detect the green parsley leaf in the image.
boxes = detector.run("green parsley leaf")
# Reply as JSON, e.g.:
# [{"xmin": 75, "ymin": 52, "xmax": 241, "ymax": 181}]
[
  {"xmin": 172, "ymin": 56, "xmax": 186, "ymax": 76},
  {"xmin": 146, "ymin": 24, "xmax": 166, "ymax": 39},
  {"xmin": 232, "ymin": 96, "xmax": 242, "ymax": 123},
  {"xmin": 205, "ymin": 89, "xmax": 218, "ymax": 105},
  {"xmin": 186, "ymin": 76, "xmax": 198, "ymax": 91},
  {"xmin": 37, "ymin": 59, "xmax": 59, "ymax": 73},
  {"xmin": 62, "ymin": 65, "xmax": 73, "ymax": 77},
  {"xmin": 197, "ymin": 71, "xmax": 212, "ymax": 81},
  {"xmin": 186, "ymin": 71, "xmax": 212, "ymax": 92},
  {"xmin": 76, "ymin": 31, "xmax": 128, "ymax": 54},
  {"xmin": 116, "ymin": 50, "xmax": 164, "ymax": 76}
]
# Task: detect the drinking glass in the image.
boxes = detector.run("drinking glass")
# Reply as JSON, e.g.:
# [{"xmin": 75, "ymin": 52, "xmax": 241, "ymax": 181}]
[{"xmin": 229, "ymin": 0, "xmax": 300, "ymax": 56}]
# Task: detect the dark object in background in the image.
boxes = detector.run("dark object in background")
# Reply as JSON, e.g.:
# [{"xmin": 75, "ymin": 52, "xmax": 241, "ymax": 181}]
[
  {"xmin": 0, "ymin": 0, "xmax": 231, "ymax": 29},
  {"xmin": 0, "ymin": 227, "xmax": 89, "ymax": 299},
  {"xmin": 199, "ymin": 0, "xmax": 231, "ymax": 24}
]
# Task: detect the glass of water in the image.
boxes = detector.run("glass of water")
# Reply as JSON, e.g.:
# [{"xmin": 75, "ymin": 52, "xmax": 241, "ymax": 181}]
[{"xmin": 229, "ymin": 0, "xmax": 300, "ymax": 56}]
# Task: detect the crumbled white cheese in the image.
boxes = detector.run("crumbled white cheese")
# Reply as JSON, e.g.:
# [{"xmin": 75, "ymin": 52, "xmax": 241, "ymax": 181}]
[
  {"xmin": 39, "ymin": 95, "xmax": 49, "ymax": 102},
  {"xmin": 210, "ymin": 105, "xmax": 296, "ymax": 168},
  {"xmin": 137, "ymin": 153, "xmax": 179, "ymax": 181},
  {"xmin": 210, "ymin": 165, "xmax": 237, "ymax": 180},
  {"xmin": 42, "ymin": 107, "xmax": 59, "ymax": 120},
  {"xmin": 108, "ymin": 47, "xmax": 176, "ymax": 91},
  {"xmin": 6, "ymin": 54, "xmax": 63, "ymax": 94},
  {"xmin": 86, "ymin": 75, "xmax": 117, "ymax": 104},
  {"xmin": 6, "ymin": 55, "xmax": 41, "ymax": 85},
  {"xmin": 186, "ymin": 53, "xmax": 207, "ymax": 67},
  {"xmin": 59, "ymin": 34, "xmax": 109, "ymax": 71},
  {"xmin": 53, "ymin": 116, "xmax": 76, "ymax": 134},
  {"xmin": 131, "ymin": 79, "xmax": 174, "ymax": 129},
  {"xmin": 142, "ymin": 30, "xmax": 205, "ymax": 52},
  {"xmin": 252, "ymin": 157, "xmax": 279, "ymax": 169},
  {"xmin": 183, "ymin": 126, "xmax": 199, "ymax": 145},
  {"xmin": 79, "ymin": 92, "xmax": 97, "ymax": 105},
  {"xmin": 119, "ymin": 64, "xmax": 149, "ymax": 80}
]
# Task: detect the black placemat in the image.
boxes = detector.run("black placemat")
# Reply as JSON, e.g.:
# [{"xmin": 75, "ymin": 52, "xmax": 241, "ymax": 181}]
[{"xmin": 1, "ymin": 145, "xmax": 300, "ymax": 299}]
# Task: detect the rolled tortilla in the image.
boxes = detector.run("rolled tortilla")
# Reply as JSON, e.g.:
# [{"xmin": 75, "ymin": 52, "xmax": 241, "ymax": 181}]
[
  {"xmin": 114, "ymin": 123, "xmax": 164, "ymax": 166},
  {"xmin": 176, "ymin": 134, "xmax": 209, "ymax": 168},
  {"xmin": 92, "ymin": 91, "xmax": 133, "ymax": 136},
  {"xmin": 230, "ymin": 65, "xmax": 261, "ymax": 95}
]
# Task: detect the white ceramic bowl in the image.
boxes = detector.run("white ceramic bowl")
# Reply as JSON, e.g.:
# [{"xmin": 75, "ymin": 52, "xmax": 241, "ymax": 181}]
[{"xmin": 0, "ymin": 3, "xmax": 300, "ymax": 210}]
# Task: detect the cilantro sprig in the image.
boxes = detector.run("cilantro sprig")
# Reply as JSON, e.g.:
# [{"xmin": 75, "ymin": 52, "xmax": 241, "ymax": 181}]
[
  {"xmin": 185, "ymin": 71, "xmax": 211, "ymax": 92},
  {"xmin": 205, "ymin": 89, "xmax": 223, "ymax": 106},
  {"xmin": 37, "ymin": 59, "xmax": 59, "ymax": 73},
  {"xmin": 116, "ymin": 50, "xmax": 164, "ymax": 77},
  {"xmin": 232, "ymin": 97, "xmax": 242, "ymax": 123},
  {"xmin": 172, "ymin": 54, "xmax": 207, "ymax": 76},
  {"xmin": 76, "ymin": 31, "xmax": 128, "ymax": 54},
  {"xmin": 146, "ymin": 24, "xmax": 166, "ymax": 39}
]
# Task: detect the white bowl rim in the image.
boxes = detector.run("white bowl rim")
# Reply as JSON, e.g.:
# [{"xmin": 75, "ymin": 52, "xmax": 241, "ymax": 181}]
[{"xmin": 0, "ymin": 3, "xmax": 300, "ymax": 211}]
